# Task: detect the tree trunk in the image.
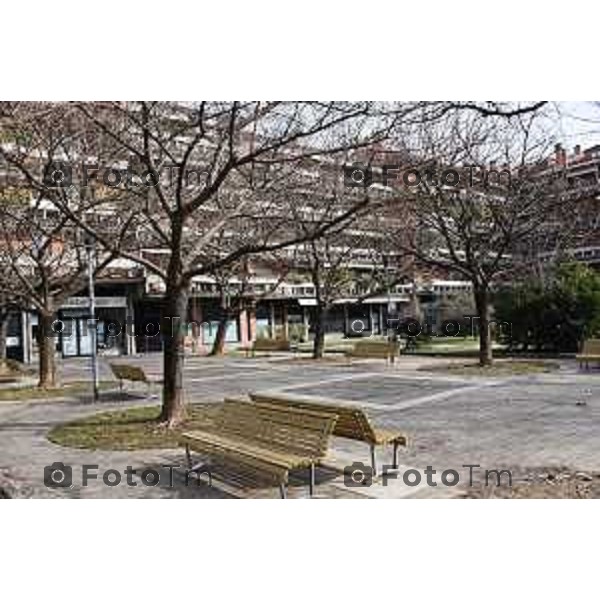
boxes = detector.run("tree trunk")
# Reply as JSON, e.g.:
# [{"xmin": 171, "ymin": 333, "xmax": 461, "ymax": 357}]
[
  {"xmin": 38, "ymin": 312, "xmax": 58, "ymax": 388},
  {"xmin": 210, "ymin": 313, "xmax": 230, "ymax": 356},
  {"xmin": 0, "ymin": 310, "xmax": 8, "ymax": 373},
  {"xmin": 312, "ymin": 304, "xmax": 327, "ymax": 359},
  {"xmin": 474, "ymin": 285, "xmax": 493, "ymax": 367},
  {"xmin": 408, "ymin": 278, "xmax": 422, "ymax": 322},
  {"xmin": 160, "ymin": 284, "xmax": 189, "ymax": 426}
]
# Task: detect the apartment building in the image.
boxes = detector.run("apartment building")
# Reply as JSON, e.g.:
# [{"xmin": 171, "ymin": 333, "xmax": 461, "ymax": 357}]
[{"xmin": 534, "ymin": 143, "xmax": 600, "ymax": 269}]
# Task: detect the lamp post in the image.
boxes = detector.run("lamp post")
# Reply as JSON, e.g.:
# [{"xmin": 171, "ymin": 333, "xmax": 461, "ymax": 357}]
[
  {"xmin": 382, "ymin": 255, "xmax": 394, "ymax": 338},
  {"xmin": 84, "ymin": 234, "xmax": 99, "ymax": 402}
]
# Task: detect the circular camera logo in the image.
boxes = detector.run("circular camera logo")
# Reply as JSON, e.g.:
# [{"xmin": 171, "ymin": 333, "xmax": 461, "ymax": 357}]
[
  {"xmin": 43, "ymin": 162, "xmax": 72, "ymax": 188},
  {"xmin": 343, "ymin": 165, "xmax": 372, "ymax": 188},
  {"xmin": 350, "ymin": 169, "xmax": 366, "ymax": 185},
  {"xmin": 51, "ymin": 169, "xmax": 66, "ymax": 184},
  {"xmin": 343, "ymin": 461, "xmax": 373, "ymax": 487},
  {"xmin": 43, "ymin": 462, "xmax": 73, "ymax": 488}
]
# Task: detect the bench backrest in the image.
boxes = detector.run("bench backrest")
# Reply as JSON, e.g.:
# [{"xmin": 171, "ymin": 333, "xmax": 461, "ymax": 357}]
[
  {"xmin": 219, "ymin": 398, "xmax": 337, "ymax": 459},
  {"xmin": 253, "ymin": 338, "xmax": 291, "ymax": 351},
  {"xmin": 581, "ymin": 339, "xmax": 600, "ymax": 355},
  {"xmin": 350, "ymin": 340, "xmax": 398, "ymax": 358},
  {"xmin": 250, "ymin": 392, "xmax": 378, "ymax": 444},
  {"xmin": 109, "ymin": 363, "xmax": 148, "ymax": 383}
]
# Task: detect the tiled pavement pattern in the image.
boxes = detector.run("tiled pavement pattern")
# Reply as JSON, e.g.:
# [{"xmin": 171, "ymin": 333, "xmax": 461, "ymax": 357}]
[{"xmin": 1, "ymin": 354, "xmax": 600, "ymax": 498}]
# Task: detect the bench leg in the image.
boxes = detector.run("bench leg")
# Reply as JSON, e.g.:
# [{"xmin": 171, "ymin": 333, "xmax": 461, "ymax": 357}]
[
  {"xmin": 185, "ymin": 444, "xmax": 193, "ymax": 470},
  {"xmin": 370, "ymin": 444, "xmax": 376, "ymax": 476},
  {"xmin": 119, "ymin": 379, "xmax": 124, "ymax": 400},
  {"xmin": 279, "ymin": 483, "xmax": 287, "ymax": 499},
  {"xmin": 392, "ymin": 441, "xmax": 399, "ymax": 469},
  {"xmin": 309, "ymin": 463, "xmax": 315, "ymax": 497}
]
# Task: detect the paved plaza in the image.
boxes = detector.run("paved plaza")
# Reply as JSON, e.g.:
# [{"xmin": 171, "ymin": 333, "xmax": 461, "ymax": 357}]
[{"xmin": 1, "ymin": 354, "xmax": 600, "ymax": 498}]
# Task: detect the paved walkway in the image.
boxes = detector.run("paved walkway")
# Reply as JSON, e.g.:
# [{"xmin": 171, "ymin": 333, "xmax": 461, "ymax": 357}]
[{"xmin": 1, "ymin": 354, "xmax": 600, "ymax": 498}]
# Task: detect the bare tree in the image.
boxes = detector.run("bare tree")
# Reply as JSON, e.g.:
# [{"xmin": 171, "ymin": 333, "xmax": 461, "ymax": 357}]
[
  {"xmin": 0, "ymin": 101, "xmax": 549, "ymax": 415},
  {"xmin": 0, "ymin": 196, "xmax": 115, "ymax": 387},
  {"xmin": 0, "ymin": 104, "xmax": 120, "ymax": 386},
  {"xmin": 0, "ymin": 263, "xmax": 20, "ymax": 372},
  {"xmin": 293, "ymin": 224, "xmax": 386, "ymax": 358},
  {"xmin": 385, "ymin": 110, "xmax": 579, "ymax": 365},
  {"xmin": 63, "ymin": 101, "xmax": 400, "ymax": 425},
  {"xmin": 203, "ymin": 253, "xmax": 290, "ymax": 356}
]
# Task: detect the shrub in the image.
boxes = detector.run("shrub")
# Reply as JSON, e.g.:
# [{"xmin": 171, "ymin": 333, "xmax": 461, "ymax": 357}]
[{"xmin": 495, "ymin": 263, "xmax": 600, "ymax": 353}]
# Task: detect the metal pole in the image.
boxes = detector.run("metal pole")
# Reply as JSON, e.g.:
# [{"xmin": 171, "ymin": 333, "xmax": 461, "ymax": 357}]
[
  {"xmin": 87, "ymin": 241, "xmax": 99, "ymax": 402},
  {"xmin": 385, "ymin": 257, "xmax": 394, "ymax": 342}
]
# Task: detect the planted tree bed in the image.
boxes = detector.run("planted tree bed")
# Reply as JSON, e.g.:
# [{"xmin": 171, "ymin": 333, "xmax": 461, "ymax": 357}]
[
  {"xmin": 0, "ymin": 381, "xmax": 113, "ymax": 402},
  {"xmin": 419, "ymin": 359, "xmax": 560, "ymax": 376},
  {"xmin": 48, "ymin": 403, "xmax": 222, "ymax": 450}
]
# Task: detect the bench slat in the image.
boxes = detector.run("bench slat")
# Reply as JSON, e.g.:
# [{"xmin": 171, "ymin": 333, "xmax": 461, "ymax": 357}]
[
  {"xmin": 251, "ymin": 338, "xmax": 291, "ymax": 352},
  {"xmin": 347, "ymin": 340, "xmax": 399, "ymax": 362},
  {"xmin": 109, "ymin": 363, "xmax": 149, "ymax": 383},
  {"xmin": 250, "ymin": 392, "xmax": 407, "ymax": 475},
  {"xmin": 577, "ymin": 339, "xmax": 600, "ymax": 366},
  {"xmin": 251, "ymin": 392, "xmax": 406, "ymax": 447},
  {"xmin": 181, "ymin": 399, "xmax": 337, "ymax": 496},
  {"xmin": 181, "ymin": 432, "xmax": 290, "ymax": 484},
  {"xmin": 219, "ymin": 399, "xmax": 336, "ymax": 458}
]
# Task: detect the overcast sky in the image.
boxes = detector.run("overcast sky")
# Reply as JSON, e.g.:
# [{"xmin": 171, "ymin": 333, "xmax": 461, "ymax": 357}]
[{"xmin": 553, "ymin": 101, "xmax": 600, "ymax": 148}]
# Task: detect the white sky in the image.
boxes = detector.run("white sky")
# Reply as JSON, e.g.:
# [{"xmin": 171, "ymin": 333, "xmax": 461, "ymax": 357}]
[{"xmin": 552, "ymin": 101, "xmax": 600, "ymax": 148}]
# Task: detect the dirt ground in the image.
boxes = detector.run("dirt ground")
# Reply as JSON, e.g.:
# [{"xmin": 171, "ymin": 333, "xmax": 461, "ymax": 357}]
[{"xmin": 464, "ymin": 467, "xmax": 600, "ymax": 498}]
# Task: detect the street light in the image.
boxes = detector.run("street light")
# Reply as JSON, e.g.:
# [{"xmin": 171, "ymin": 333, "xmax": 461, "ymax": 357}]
[
  {"xmin": 84, "ymin": 233, "xmax": 99, "ymax": 402},
  {"xmin": 382, "ymin": 255, "xmax": 395, "ymax": 338}
]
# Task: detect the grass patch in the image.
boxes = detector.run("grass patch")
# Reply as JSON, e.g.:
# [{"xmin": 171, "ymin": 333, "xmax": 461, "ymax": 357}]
[
  {"xmin": 272, "ymin": 354, "xmax": 352, "ymax": 364},
  {"xmin": 410, "ymin": 337, "xmax": 506, "ymax": 356},
  {"xmin": 420, "ymin": 359, "xmax": 560, "ymax": 376},
  {"xmin": 0, "ymin": 381, "xmax": 114, "ymax": 402},
  {"xmin": 0, "ymin": 359, "xmax": 36, "ymax": 383},
  {"xmin": 47, "ymin": 403, "xmax": 221, "ymax": 450}
]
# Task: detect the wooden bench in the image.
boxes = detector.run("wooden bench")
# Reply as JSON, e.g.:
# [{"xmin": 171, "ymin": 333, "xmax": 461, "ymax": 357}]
[
  {"xmin": 246, "ymin": 337, "xmax": 291, "ymax": 357},
  {"xmin": 180, "ymin": 398, "xmax": 338, "ymax": 498},
  {"xmin": 250, "ymin": 392, "xmax": 407, "ymax": 475},
  {"xmin": 576, "ymin": 339, "xmax": 600, "ymax": 370},
  {"xmin": 346, "ymin": 339, "xmax": 400, "ymax": 364},
  {"xmin": 109, "ymin": 363, "xmax": 154, "ymax": 397}
]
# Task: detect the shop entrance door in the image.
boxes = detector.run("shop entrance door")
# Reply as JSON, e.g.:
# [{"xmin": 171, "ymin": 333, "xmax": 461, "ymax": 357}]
[{"xmin": 61, "ymin": 317, "xmax": 95, "ymax": 357}]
